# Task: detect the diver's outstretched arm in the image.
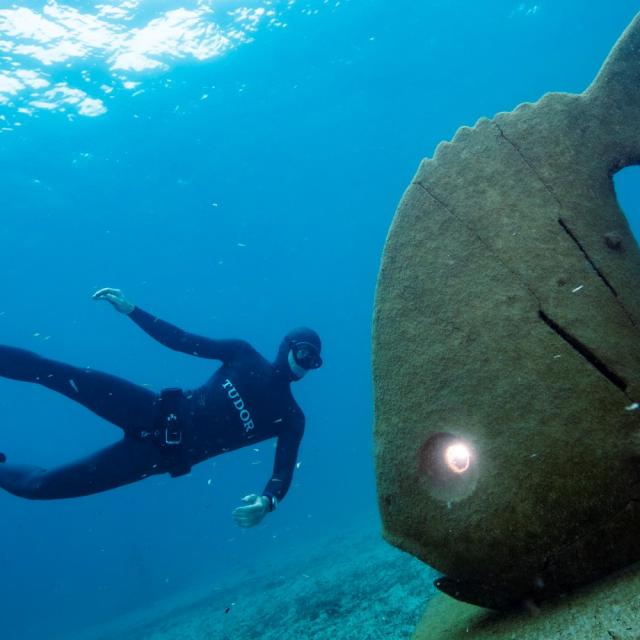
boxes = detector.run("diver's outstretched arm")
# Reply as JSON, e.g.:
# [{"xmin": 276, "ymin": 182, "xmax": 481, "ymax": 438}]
[
  {"xmin": 92, "ymin": 287, "xmax": 253, "ymax": 363},
  {"xmin": 231, "ymin": 425, "xmax": 304, "ymax": 527}
]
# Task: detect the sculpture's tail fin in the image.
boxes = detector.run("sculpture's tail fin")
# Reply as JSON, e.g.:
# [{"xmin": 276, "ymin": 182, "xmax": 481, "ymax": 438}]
[{"xmin": 585, "ymin": 12, "xmax": 640, "ymax": 170}]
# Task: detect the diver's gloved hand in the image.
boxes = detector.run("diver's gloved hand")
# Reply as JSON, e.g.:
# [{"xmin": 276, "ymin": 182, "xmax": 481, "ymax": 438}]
[
  {"xmin": 232, "ymin": 494, "xmax": 270, "ymax": 528},
  {"xmin": 92, "ymin": 287, "xmax": 135, "ymax": 315}
]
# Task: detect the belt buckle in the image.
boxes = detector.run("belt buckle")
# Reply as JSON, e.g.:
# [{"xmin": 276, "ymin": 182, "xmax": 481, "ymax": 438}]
[
  {"xmin": 164, "ymin": 412, "xmax": 182, "ymax": 445},
  {"xmin": 165, "ymin": 427, "xmax": 182, "ymax": 446}
]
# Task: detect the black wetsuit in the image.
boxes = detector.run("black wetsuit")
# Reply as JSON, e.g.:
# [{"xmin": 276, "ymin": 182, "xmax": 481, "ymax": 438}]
[{"xmin": 0, "ymin": 307, "xmax": 305, "ymax": 501}]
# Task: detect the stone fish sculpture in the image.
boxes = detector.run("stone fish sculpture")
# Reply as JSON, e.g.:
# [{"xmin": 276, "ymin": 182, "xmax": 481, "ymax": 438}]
[{"xmin": 373, "ymin": 13, "xmax": 640, "ymax": 610}]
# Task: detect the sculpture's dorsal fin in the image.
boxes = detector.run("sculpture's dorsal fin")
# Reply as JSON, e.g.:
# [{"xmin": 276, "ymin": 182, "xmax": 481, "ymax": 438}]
[{"xmin": 586, "ymin": 12, "xmax": 640, "ymax": 169}]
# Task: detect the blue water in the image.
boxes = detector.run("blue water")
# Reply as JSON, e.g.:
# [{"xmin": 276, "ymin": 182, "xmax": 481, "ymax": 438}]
[{"xmin": 0, "ymin": 2, "xmax": 638, "ymax": 639}]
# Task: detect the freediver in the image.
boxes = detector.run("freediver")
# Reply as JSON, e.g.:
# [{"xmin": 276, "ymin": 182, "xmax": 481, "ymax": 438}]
[{"xmin": 0, "ymin": 288, "xmax": 322, "ymax": 528}]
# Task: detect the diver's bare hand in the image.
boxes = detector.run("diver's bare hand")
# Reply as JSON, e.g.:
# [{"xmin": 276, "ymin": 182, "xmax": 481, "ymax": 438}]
[
  {"xmin": 232, "ymin": 494, "xmax": 270, "ymax": 528},
  {"xmin": 92, "ymin": 287, "xmax": 135, "ymax": 315}
]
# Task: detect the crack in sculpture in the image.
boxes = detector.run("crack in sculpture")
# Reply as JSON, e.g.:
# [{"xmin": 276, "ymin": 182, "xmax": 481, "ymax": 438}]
[
  {"xmin": 557, "ymin": 218, "xmax": 619, "ymax": 296},
  {"xmin": 538, "ymin": 309, "xmax": 628, "ymax": 394},
  {"xmin": 557, "ymin": 215, "xmax": 640, "ymax": 332},
  {"xmin": 496, "ymin": 121, "xmax": 638, "ymax": 329},
  {"xmin": 413, "ymin": 180, "xmax": 543, "ymax": 306},
  {"xmin": 555, "ymin": 217, "xmax": 638, "ymax": 333},
  {"xmin": 494, "ymin": 122, "xmax": 561, "ymax": 205}
]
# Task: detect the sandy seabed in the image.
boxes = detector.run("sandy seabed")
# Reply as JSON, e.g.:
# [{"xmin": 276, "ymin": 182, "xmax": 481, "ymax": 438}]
[{"xmin": 81, "ymin": 531, "xmax": 435, "ymax": 640}]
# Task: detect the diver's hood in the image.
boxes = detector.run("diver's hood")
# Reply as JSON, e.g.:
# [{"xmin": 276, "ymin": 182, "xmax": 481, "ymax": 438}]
[{"xmin": 275, "ymin": 327, "xmax": 322, "ymax": 379}]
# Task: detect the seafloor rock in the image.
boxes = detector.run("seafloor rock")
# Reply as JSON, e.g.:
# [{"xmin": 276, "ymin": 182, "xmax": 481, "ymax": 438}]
[
  {"xmin": 412, "ymin": 563, "xmax": 640, "ymax": 640},
  {"xmin": 373, "ymin": 13, "xmax": 640, "ymax": 609}
]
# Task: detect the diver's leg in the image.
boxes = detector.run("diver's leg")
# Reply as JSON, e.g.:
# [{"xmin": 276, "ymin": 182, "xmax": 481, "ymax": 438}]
[
  {"xmin": 0, "ymin": 346, "xmax": 156, "ymax": 434},
  {"xmin": 0, "ymin": 438, "xmax": 168, "ymax": 499}
]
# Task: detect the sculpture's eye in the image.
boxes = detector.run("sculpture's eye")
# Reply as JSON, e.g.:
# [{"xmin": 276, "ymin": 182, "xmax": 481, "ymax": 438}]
[
  {"xmin": 419, "ymin": 433, "xmax": 478, "ymax": 502},
  {"xmin": 445, "ymin": 443, "xmax": 471, "ymax": 474}
]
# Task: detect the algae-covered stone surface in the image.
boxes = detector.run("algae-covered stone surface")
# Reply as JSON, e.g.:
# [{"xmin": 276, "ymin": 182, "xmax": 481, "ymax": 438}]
[
  {"xmin": 374, "ymin": 13, "xmax": 640, "ymax": 608},
  {"xmin": 413, "ymin": 563, "xmax": 640, "ymax": 640}
]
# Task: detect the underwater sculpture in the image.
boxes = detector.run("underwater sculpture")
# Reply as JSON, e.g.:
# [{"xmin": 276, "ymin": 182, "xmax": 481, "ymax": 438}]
[{"xmin": 373, "ymin": 13, "xmax": 640, "ymax": 610}]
